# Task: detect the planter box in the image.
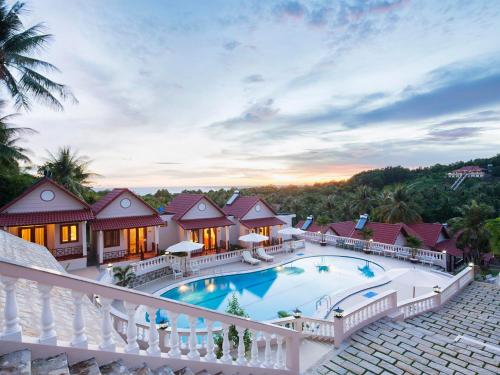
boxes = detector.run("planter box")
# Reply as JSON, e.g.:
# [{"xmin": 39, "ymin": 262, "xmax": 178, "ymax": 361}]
[{"xmin": 320, "ymin": 241, "xmax": 327, "ymax": 247}]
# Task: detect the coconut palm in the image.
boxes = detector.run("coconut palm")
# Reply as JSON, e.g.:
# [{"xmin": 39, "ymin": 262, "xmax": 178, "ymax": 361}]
[
  {"xmin": 112, "ymin": 265, "xmax": 135, "ymax": 288},
  {"xmin": 375, "ymin": 185, "xmax": 422, "ymax": 224},
  {"xmin": 0, "ymin": 103, "xmax": 34, "ymax": 173},
  {"xmin": 450, "ymin": 200, "xmax": 494, "ymax": 264},
  {"xmin": 38, "ymin": 146, "xmax": 97, "ymax": 198},
  {"xmin": 405, "ymin": 235, "xmax": 422, "ymax": 259},
  {"xmin": 0, "ymin": 1, "xmax": 76, "ymax": 110},
  {"xmin": 351, "ymin": 185, "xmax": 376, "ymax": 216}
]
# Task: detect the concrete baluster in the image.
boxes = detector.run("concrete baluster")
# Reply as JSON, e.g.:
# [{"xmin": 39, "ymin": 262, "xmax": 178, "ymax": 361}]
[
  {"xmin": 169, "ymin": 312, "xmax": 181, "ymax": 358},
  {"xmin": 37, "ymin": 284, "xmax": 57, "ymax": 344},
  {"xmin": 70, "ymin": 291, "xmax": 87, "ymax": 348},
  {"xmin": 249, "ymin": 330, "xmax": 260, "ymax": 366},
  {"xmin": 275, "ymin": 335, "xmax": 285, "ymax": 369},
  {"xmin": 263, "ymin": 333, "xmax": 273, "ymax": 368},
  {"xmin": 205, "ymin": 320, "xmax": 216, "ymax": 362},
  {"xmin": 236, "ymin": 326, "xmax": 246, "ymax": 365},
  {"xmin": 146, "ymin": 306, "xmax": 160, "ymax": 355},
  {"xmin": 124, "ymin": 302, "xmax": 139, "ymax": 353},
  {"xmin": 0, "ymin": 276, "xmax": 22, "ymax": 341},
  {"xmin": 220, "ymin": 323, "xmax": 232, "ymax": 363},
  {"xmin": 99, "ymin": 297, "xmax": 115, "ymax": 351},
  {"xmin": 187, "ymin": 315, "xmax": 200, "ymax": 360}
]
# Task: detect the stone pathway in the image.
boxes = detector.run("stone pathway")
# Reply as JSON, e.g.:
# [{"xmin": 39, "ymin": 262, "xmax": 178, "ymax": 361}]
[{"xmin": 308, "ymin": 282, "xmax": 500, "ymax": 375}]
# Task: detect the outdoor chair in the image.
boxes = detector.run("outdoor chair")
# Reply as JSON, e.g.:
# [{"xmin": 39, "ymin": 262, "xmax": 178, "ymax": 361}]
[
  {"xmin": 188, "ymin": 263, "xmax": 201, "ymax": 276},
  {"xmin": 171, "ymin": 263, "xmax": 183, "ymax": 279},
  {"xmin": 370, "ymin": 247, "xmax": 383, "ymax": 256},
  {"xmin": 383, "ymin": 248, "xmax": 396, "ymax": 257},
  {"xmin": 242, "ymin": 250, "xmax": 260, "ymax": 265},
  {"xmin": 256, "ymin": 247, "xmax": 274, "ymax": 262},
  {"xmin": 396, "ymin": 251, "xmax": 410, "ymax": 261}
]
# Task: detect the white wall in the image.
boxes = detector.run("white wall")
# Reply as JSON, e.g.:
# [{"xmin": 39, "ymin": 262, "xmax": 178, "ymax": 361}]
[
  {"xmin": 4, "ymin": 182, "xmax": 85, "ymax": 213},
  {"xmin": 96, "ymin": 191, "xmax": 153, "ymax": 219},
  {"xmin": 181, "ymin": 198, "xmax": 223, "ymax": 220},
  {"xmin": 242, "ymin": 201, "xmax": 275, "ymax": 220},
  {"xmin": 158, "ymin": 215, "xmax": 181, "ymax": 250}
]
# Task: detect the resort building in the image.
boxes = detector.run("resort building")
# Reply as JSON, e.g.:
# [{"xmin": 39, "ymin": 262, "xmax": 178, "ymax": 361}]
[
  {"xmin": 160, "ymin": 193, "xmax": 234, "ymax": 254},
  {"xmin": 0, "ymin": 177, "xmax": 94, "ymax": 270},
  {"xmin": 90, "ymin": 189, "xmax": 165, "ymax": 264},
  {"xmin": 447, "ymin": 165, "xmax": 486, "ymax": 178},
  {"xmin": 222, "ymin": 191, "xmax": 287, "ymax": 246}
]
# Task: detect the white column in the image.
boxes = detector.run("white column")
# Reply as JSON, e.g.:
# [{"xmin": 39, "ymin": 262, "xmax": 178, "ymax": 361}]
[
  {"xmin": 71, "ymin": 291, "xmax": 88, "ymax": 348},
  {"xmin": 0, "ymin": 276, "xmax": 22, "ymax": 341},
  {"xmin": 98, "ymin": 230, "xmax": 104, "ymax": 264},
  {"xmin": 124, "ymin": 302, "xmax": 139, "ymax": 354},
  {"xmin": 146, "ymin": 306, "xmax": 160, "ymax": 356},
  {"xmin": 154, "ymin": 226, "xmax": 160, "ymax": 253},
  {"xmin": 225, "ymin": 226, "xmax": 230, "ymax": 249},
  {"xmin": 81, "ymin": 221, "xmax": 87, "ymax": 257},
  {"xmin": 37, "ymin": 284, "xmax": 57, "ymax": 344}
]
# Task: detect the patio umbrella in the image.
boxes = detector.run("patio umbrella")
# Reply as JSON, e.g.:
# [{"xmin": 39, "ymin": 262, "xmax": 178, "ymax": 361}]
[
  {"xmin": 239, "ymin": 233, "xmax": 269, "ymax": 243},
  {"xmin": 167, "ymin": 241, "xmax": 204, "ymax": 272},
  {"xmin": 278, "ymin": 227, "xmax": 304, "ymax": 236}
]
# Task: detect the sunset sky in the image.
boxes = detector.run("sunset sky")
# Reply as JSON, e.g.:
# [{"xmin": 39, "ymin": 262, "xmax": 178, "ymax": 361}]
[{"xmin": 14, "ymin": 0, "xmax": 500, "ymax": 189}]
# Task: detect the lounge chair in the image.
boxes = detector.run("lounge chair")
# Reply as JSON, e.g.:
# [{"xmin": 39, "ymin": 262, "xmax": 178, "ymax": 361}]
[
  {"xmin": 256, "ymin": 248, "xmax": 274, "ymax": 262},
  {"xmin": 242, "ymin": 250, "xmax": 260, "ymax": 265},
  {"xmin": 172, "ymin": 263, "xmax": 183, "ymax": 279},
  {"xmin": 187, "ymin": 263, "xmax": 201, "ymax": 276}
]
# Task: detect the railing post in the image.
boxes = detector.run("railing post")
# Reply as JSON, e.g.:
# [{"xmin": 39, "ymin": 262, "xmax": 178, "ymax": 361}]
[
  {"xmin": 334, "ymin": 315, "xmax": 344, "ymax": 348},
  {"xmin": 285, "ymin": 333, "xmax": 300, "ymax": 372},
  {"xmin": 70, "ymin": 291, "xmax": 88, "ymax": 348},
  {"xmin": 37, "ymin": 283, "xmax": 57, "ymax": 344},
  {"xmin": 0, "ymin": 276, "xmax": 22, "ymax": 341},
  {"xmin": 99, "ymin": 297, "xmax": 115, "ymax": 351},
  {"xmin": 146, "ymin": 306, "xmax": 160, "ymax": 356},
  {"xmin": 275, "ymin": 335, "xmax": 285, "ymax": 369}
]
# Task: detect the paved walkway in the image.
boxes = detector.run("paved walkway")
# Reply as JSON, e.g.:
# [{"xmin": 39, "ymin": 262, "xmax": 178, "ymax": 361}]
[{"xmin": 308, "ymin": 281, "xmax": 500, "ymax": 375}]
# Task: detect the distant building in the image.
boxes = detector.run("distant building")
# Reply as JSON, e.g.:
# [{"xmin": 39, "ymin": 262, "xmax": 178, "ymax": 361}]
[{"xmin": 447, "ymin": 165, "xmax": 485, "ymax": 178}]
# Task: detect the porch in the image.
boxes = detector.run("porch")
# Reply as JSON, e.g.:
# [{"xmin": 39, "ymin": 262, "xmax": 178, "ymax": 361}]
[
  {"xmin": 239, "ymin": 217, "xmax": 286, "ymax": 247},
  {"xmin": 90, "ymin": 215, "xmax": 164, "ymax": 264},
  {"xmin": 177, "ymin": 217, "xmax": 235, "ymax": 256}
]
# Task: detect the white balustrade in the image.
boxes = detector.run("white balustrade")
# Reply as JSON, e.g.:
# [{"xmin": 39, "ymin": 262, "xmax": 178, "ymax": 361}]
[
  {"xmin": 124, "ymin": 302, "xmax": 139, "ymax": 354},
  {"xmin": 169, "ymin": 312, "xmax": 181, "ymax": 358},
  {"xmin": 146, "ymin": 306, "xmax": 160, "ymax": 355},
  {"xmin": 71, "ymin": 291, "xmax": 88, "ymax": 348},
  {"xmin": 205, "ymin": 320, "xmax": 216, "ymax": 362},
  {"xmin": 236, "ymin": 326, "xmax": 246, "ymax": 365},
  {"xmin": 249, "ymin": 330, "xmax": 260, "ymax": 366},
  {"xmin": 263, "ymin": 333, "xmax": 273, "ymax": 368},
  {"xmin": 220, "ymin": 323, "xmax": 232, "ymax": 363},
  {"xmin": 187, "ymin": 315, "xmax": 200, "ymax": 360},
  {"xmin": 99, "ymin": 297, "xmax": 116, "ymax": 351},
  {"xmin": 37, "ymin": 283, "xmax": 57, "ymax": 344},
  {"xmin": 0, "ymin": 276, "xmax": 22, "ymax": 341}
]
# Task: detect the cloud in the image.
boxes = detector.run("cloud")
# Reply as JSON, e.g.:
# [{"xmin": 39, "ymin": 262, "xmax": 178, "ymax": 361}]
[
  {"xmin": 431, "ymin": 110, "xmax": 500, "ymax": 127},
  {"xmin": 273, "ymin": 1, "xmax": 308, "ymax": 19},
  {"xmin": 427, "ymin": 127, "xmax": 484, "ymax": 141},
  {"xmin": 210, "ymin": 98, "xmax": 279, "ymax": 130},
  {"xmin": 243, "ymin": 74, "xmax": 265, "ymax": 83},
  {"xmin": 223, "ymin": 40, "xmax": 241, "ymax": 51}
]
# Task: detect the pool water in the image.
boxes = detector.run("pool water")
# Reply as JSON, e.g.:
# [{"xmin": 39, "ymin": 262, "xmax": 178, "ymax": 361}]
[{"xmin": 160, "ymin": 256, "xmax": 384, "ymax": 324}]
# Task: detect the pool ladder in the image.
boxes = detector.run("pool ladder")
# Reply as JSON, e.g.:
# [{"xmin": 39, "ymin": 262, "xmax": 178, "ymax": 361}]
[{"xmin": 315, "ymin": 294, "xmax": 332, "ymax": 312}]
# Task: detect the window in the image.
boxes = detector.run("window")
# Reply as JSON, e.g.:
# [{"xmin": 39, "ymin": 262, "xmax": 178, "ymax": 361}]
[
  {"xmin": 104, "ymin": 230, "xmax": 120, "ymax": 248},
  {"xmin": 190, "ymin": 229, "xmax": 200, "ymax": 243},
  {"xmin": 18, "ymin": 226, "xmax": 46, "ymax": 246},
  {"xmin": 60, "ymin": 224, "xmax": 79, "ymax": 243}
]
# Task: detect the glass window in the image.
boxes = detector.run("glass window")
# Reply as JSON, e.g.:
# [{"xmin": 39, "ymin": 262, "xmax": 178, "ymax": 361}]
[
  {"xmin": 104, "ymin": 230, "xmax": 120, "ymax": 248},
  {"xmin": 18, "ymin": 226, "xmax": 46, "ymax": 246},
  {"xmin": 60, "ymin": 224, "xmax": 79, "ymax": 243}
]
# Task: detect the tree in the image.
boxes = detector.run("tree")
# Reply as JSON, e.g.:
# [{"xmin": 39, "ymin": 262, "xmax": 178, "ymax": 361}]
[
  {"xmin": 214, "ymin": 293, "xmax": 251, "ymax": 359},
  {"xmin": 375, "ymin": 185, "xmax": 422, "ymax": 224},
  {"xmin": 38, "ymin": 146, "xmax": 96, "ymax": 198},
  {"xmin": 485, "ymin": 218, "xmax": 500, "ymax": 256},
  {"xmin": 112, "ymin": 265, "xmax": 135, "ymax": 287},
  {"xmin": 405, "ymin": 235, "xmax": 422, "ymax": 259},
  {"xmin": 450, "ymin": 200, "xmax": 494, "ymax": 264},
  {"xmin": 0, "ymin": 0, "xmax": 76, "ymax": 110},
  {"xmin": 351, "ymin": 185, "xmax": 376, "ymax": 216},
  {"xmin": 0, "ymin": 105, "xmax": 34, "ymax": 173}
]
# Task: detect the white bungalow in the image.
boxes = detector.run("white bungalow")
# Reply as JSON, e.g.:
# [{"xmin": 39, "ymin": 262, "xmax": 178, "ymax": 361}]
[
  {"xmin": 90, "ymin": 189, "xmax": 164, "ymax": 264},
  {"xmin": 447, "ymin": 165, "xmax": 485, "ymax": 178},
  {"xmin": 0, "ymin": 177, "xmax": 94, "ymax": 270},
  {"xmin": 160, "ymin": 193, "xmax": 235, "ymax": 254},
  {"xmin": 222, "ymin": 191, "xmax": 287, "ymax": 247}
]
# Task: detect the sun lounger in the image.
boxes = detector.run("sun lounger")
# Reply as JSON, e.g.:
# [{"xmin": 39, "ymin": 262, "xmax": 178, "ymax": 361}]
[
  {"xmin": 242, "ymin": 250, "xmax": 260, "ymax": 265},
  {"xmin": 256, "ymin": 247, "xmax": 274, "ymax": 262}
]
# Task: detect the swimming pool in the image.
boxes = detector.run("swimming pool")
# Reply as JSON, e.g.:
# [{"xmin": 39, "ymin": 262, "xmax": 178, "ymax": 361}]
[{"xmin": 160, "ymin": 256, "xmax": 384, "ymax": 322}]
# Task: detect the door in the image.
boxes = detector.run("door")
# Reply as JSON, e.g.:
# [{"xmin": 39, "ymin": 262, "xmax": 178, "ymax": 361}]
[
  {"xmin": 18, "ymin": 226, "xmax": 46, "ymax": 246},
  {"xmin": 203, "ymin": 227, "xmax": 217, "ymax": 250},
  {"xmin": 128, "ymin": 227, "xmax": 147, "ymax": 254}
]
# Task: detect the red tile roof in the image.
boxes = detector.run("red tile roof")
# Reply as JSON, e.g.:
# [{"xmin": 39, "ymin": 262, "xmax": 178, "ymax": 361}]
[
  {"xmin": 0, "ymin": 209, "xmax": 94, "ymax": 227},
  {"xmin": 164, "ymin": 193, "xmax": 228, "ymax": 221},
  {"xmin": 295, "ymin": 220, "xmax": 332, "ymax": 234},
  {"xmin": 435, "ymin": 239, "xmax": 462, "ymax": 257},
  {"xmin": 452, "ymin": 165, "xmax": 484, "ymax": 173},
  {"xmin": 223, "ymin": 196, "xmax": 277, "ymax": 218},
  {"xmin": 407, "ymin": 223, "xmax": 448, "ymax": 248},
  {"xmin": 240, "ymin": 217, "xmax": 286, "ymax": 229},
  {"xmin": 0, "ymin": 177, "xmax": 92, "ymax": 213},
  {"xmin": 329, "ymin": 221, "xmax": 356, "ymax": 237},
  {"xmin": 177, "ymin": 217, "xmax": 235, "ymax": 230},
  {"xmin": 90, "ymin": 215, "xmax": 165, "ymax": 231},
  {"xmin": 91, "ymin": 188, "xmax": 158, "ymax": 215},
  {"xmin": 349, "ymin": 222, "xmax": 409, "ymax": 245}
]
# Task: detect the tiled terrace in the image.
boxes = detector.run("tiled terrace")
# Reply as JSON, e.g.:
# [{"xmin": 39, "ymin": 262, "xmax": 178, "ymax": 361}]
[{"xmin": 309, "ymin": 281, "xmax": 500, "ymax": 375}]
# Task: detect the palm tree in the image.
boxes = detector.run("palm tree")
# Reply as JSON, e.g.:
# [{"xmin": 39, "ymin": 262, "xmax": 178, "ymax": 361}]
[
  {"xmin": 38, "ymin": 146, "xmax": 97, "ymax": 198},
  {"xmin": 351, "ymin": 185, "xmax": 376, "ymax": 216},
  {"xmin": 450, "ymin": 200, "xmax": 494, "ymax": 264},
  {"xmin": 375, "ymin": 185, "xmax": 422, "ymax": 224},
  {"xmin": 0, "ymin": 1, "xmax": 76, "ymax": 110},
  {"xmin": 0, "ymin": 102, "xmax": 34, "ymax": 173},
  {"xmin": 112, "ymin": 265, "xmax": 135, "ymax": 287},
  {"xmin": 405, "ymin": 235, "xmax": 422, "ymax": 260}
]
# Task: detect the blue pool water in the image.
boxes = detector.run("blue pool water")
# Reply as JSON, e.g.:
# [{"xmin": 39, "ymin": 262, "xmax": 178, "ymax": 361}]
[{"xmin": 160, "ymin": 256, "xmax": 383, "ymax": 325}]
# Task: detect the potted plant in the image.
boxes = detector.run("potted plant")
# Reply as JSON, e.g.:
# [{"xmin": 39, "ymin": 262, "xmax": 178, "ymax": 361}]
[
  {"xmin": 112, "ymin": 265, "xmax": 136, "ymax": 288},
  {"xmin": 359, "ymin": 227, "xmax": 374, "ymax": 253},
  {"xmin": 406, "ymin": 235, "xmax": 422, "ymax": 263},
  {"xmin": 316, "ymin": 215, "xmax": 330, "ymax": 246}
]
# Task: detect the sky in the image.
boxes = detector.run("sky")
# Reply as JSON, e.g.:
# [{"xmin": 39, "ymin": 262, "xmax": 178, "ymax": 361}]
[{"xmin": 12, "ymin": 0, "xmax": 500, "ymax": 189}]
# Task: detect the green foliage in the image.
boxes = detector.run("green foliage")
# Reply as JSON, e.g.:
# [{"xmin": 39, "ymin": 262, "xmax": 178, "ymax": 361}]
[
  {"xmin": 0, "ymin": 0, "xmax": 76, "ymax": 111},
  {"xmin": 358, "ymin": 227, "xmax": 373, "ymax": 241},
  {"xmin": 485, "ymin": 218, "xmax": 500, "ymax": 256},
  {"xmin": 406, "ymin": 235, "xmax": 423, "ymax": 258},
  {"xmin": 112, "ymin": 265, "xmax": 136, "ymax": 287},
  {"xmin": 277, "ymin": 310, "xmax": 291, "ymax": 318},
  {"xmin": 214, "ymin": 293, "xmax": 251, "ymax": 359}
]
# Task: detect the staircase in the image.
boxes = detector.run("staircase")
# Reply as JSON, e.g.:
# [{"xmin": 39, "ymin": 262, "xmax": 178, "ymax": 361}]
[
  {"xmin": 450, "ymin": 173, "xmax": 469, "ymax": 190},
  {"xmin": 0, "ymin": 349, "xmax": 223, "ymax": 375}
]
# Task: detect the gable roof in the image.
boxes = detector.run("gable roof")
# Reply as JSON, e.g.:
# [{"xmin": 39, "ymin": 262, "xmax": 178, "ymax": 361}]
[
  {"xmin": 329, "ymin": 221, "xmax": 356, "ymax": 237},
  {"xmin": 91, "ymin": 188, "xmax": 158, "ymax": 215},
  {"xmin": 164, "ymin": 193, "xmax": 227, "ymax": 221},
  {"xmin": 0, "ymin": 177, "xmax": 92, "ymax": 213},
  {"xmin": 407, "ymin": 223, "xmax": 448, "ymax": 248},
  {"xmin": 223, "ymin": 195, "xmax": 277, "ymax": 218},
  {"xmin": 452, "ymin": 165, "xmax": 484, "ymax": 173},
  {"xmin": 295, "ymin": 220, "xmax": 331, "ymax": 234}
]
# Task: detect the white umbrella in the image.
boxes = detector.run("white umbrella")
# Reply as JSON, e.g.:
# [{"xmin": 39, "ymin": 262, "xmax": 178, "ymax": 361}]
[
  {"xmin": 167, "ymin": 241, "xmax": 204, "ymax": 253},
  {"xmin": 239, "ymin": 233, "xmax": 269, "ymax": 243},
  {"xmin": 278, "ymin": 227, "xmax": 304, "ymax": 236}
]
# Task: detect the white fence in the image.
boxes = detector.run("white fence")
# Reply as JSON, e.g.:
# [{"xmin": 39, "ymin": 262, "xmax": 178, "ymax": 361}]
[
  {"xmin": 300, "ymin": 231, "xmax": 446, "ymax": 268},
  {"xmin": 0, "ymin": 258, "xmax": 300, "ymax": 375}
]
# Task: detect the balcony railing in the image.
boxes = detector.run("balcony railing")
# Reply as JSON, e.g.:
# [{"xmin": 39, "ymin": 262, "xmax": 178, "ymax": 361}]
[{"xmin": 49, "ymin": 245, "xmax": 84, "ymax": 259}]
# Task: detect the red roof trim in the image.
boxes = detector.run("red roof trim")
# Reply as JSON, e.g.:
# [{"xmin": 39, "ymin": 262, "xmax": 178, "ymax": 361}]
[
  {"xmin": 223, "ymin": 195, "xmax": 278, "ymax": 218},
  {"xmin": 177, "ymin": 217, "xmax": 235, "ymax": 230},
  {"xmin": 90, "ymin": 215, "xmax": 165, "ymax": 231},
  {"xmin": 240, "ymin": 217, "xmax": 286, "ymax": 229},
  {"xmin": 0, "ymin": 209, "xmax": 94, "ymax": 227},
  {"xmin": 165, "ymin": 193, "xmax": 228, "ymax": 221},
  {"xmin": 92, "ymin": 188, "xmax": 158, "ymax": 216},
  {"xmin": 0, "ymin": 177, "xmax": 92, "ymax": 213}
]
